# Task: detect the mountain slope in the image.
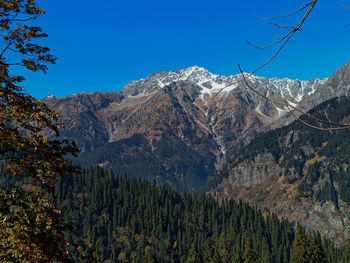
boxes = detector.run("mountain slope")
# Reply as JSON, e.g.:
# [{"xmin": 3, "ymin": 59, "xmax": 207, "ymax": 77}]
[
  {"xmin": 45, "ymin": 62, "xmax": 349, "ymax": 191},
  {"xmin": 55, "ymin": 167, "xmax": 343, "ymax": 263},
  {"xmin": 209, "ymin": 95, "xmax": 350, "ymax": 244}
]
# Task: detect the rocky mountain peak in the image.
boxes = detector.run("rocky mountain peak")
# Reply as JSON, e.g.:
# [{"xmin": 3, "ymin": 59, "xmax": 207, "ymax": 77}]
[
  {"xmin": 145, "ymin": 65, "xmax": 212, "ymax": 83},
  {"xmin": 121, "ymin": 65, "xmax": 220, "ymax": 97},
  {"xmin": 120, "ymin": 65, "xmax": 328, "ymax": 106}
]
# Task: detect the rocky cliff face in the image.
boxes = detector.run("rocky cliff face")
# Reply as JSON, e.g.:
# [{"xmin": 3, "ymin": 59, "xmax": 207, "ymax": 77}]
[
  {"xmin": 45, "ymin": 62, "xmax": 350, "ymax": 191},
  {"xmin": 209, "ymin": 96, "xmax": 350, "ymax": 244}
]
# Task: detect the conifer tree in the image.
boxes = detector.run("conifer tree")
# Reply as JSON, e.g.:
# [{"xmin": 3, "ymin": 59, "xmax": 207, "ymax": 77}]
[
  {"xmin": 142, "ymin": 248, "xmax": 159, "ymax": 263},
  {"xmin": 309, "ymin": 235, "xmax": 328, "ymax": 263},
  {"xmin": 118, "ymin": 251, "xmax": 128, "ymax": 262},
  {"xmin": 203, "ymin": 238, "xmax": 222, "ymax": 263},
  {"xmin": 204, "ymin": 238, "xmax": 216, "ymax": 263},
  {"xmin": 185, "ymin": 243, "xmax": 202, "ymax": 263},
  {"xmin": 290, "ymin": 227, "xmax": 310, "ymax": 263},
  {"xmin": 341, "ymin": 240, "xmax": 350, "ymax": 263},
  {"xmin": 290, "ymin": 226, "xmax": 328, "ymax": 263},
  {"xmin": 218, "ymin": 234, "xmax": 229, "ymax": 263},
  {"xmin": 242, "ymin": 239, "xmax": 259, "ymax": 263},
  {"xmin": 233, "ymin": 252, "xmax": 242, "ymax": 263}
]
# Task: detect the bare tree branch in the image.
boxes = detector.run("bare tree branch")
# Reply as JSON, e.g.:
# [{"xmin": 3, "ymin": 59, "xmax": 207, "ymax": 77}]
[
  {"xmin": 238, "ymin": 64, "xmax": 350, "ymax": 131},
  {"xmin": 341, "ymin": 1, "xmax": 350, "ymax": 11},
  {"xmin": 249, "ymin": 0, "xmax": 318, "ymax": 76},
  {"xmin": 247, "ymin": 34, "xmax": 288, "ymax": 49},
  {"xmin": 340, "ymin": 1, "xmax": 350, "ymax": 28},
  {"xmin": 268, "ymin": 21, "xmax": 296, "ymax": 31},
  {"xmin": 213, "ymin": 0, "xmax": 350, "ymax": 131},
  {"xmin": 0, "ymin": 40, "xmax": 13, "ymax": 59},
  {"xmin": 251, "ymin": 3, "xmax": 312, "ymax": 21}
]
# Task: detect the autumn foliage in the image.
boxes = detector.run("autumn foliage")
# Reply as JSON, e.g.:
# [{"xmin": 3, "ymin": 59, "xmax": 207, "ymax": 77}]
[{"xmin": 0, "ymin": 1, "xmax": 79, "ymax": 262}]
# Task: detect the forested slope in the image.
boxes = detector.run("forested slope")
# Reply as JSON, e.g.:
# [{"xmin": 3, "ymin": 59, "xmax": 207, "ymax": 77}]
[
  {"xmin": 55, "ymin": 167, "xmax": 343, "ymax": 262},
  {"xmin": 209, "ymin": 96, "xmax": 350, "ymax": 244}
]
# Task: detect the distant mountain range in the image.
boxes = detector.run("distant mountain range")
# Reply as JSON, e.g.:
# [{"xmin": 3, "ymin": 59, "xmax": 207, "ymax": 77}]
[{"xmin": 45, "ymin": 61, "xmax": 350, "ymax": 191}]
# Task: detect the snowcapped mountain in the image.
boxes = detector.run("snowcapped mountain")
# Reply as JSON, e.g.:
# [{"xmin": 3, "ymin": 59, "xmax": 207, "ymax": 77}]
[
  {"xmin": 123, "ymin": 65, "xmax": 324, "ymax": 100},
  {"xmin": 45, "ymin": 62, "xmax": 349, "ymax": 191},
  {"xmin": 122, "ymin": 65, "xmax": 326, "ymax": 123}
]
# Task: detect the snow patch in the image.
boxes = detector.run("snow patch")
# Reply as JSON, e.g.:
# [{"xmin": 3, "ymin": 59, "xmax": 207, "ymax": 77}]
[
  {"xmin": 276, "ymin": 106, "xmax": 286, "ymax": 117},
  {"xmin": 287, "ymin": 100, "xmax": 297, "ymax": 108}
]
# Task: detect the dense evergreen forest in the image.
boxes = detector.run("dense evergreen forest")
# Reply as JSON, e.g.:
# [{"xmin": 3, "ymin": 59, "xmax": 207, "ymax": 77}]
[{"xmin": 53, "ymin": 166, "xmax": 347, "ymax": 263}]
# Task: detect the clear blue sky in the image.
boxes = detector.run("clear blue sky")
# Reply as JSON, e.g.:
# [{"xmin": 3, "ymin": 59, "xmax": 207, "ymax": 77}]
[{"xmin": 23, "ymin": 0, "xmax": 350, "ymax": 98}]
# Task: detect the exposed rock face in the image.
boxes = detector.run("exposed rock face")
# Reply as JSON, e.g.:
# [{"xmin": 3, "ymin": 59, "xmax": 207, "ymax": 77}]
[
  {"xmin": 212, "ymin": 162, "xmax": 350, "ymax": 244},
  {"xmin": 209, "ymin": 95, "xmax": 350, "ymax": 244},
  {"xmin": 45, "ymin": 62, "xmax": 350, "ymax": 191},
  {"xmin": 223, "ymin": 153, "xmax": 281, "ymax": 188},
  {"xmin": 211, "ymin": 154, "xmax": 350, "ymax": 244}
]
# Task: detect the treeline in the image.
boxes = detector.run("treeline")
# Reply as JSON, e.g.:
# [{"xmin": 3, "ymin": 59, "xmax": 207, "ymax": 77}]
[{"xmin": 55, "ymin": 167, "xmax": 344, "ymax": 262}]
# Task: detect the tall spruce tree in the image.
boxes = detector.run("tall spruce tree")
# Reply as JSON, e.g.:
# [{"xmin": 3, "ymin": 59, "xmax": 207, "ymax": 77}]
[
  {"xmin": 203, "ymin": 238, "xmax": 222, "ymax": 263},
  {"xmin": 185, "ymin": 243, "xmax": 201, "ymax": 263},
  {"xmin": 242, "ymin": 239, "xmax": 259, "ymax": 263},
  {"xmin": 290, "ymin": 226, "xmax": 328, "ymax": 263},
  {"xmin": 142, "ymin": 249, "xmax": 159, "ymax": 263}
]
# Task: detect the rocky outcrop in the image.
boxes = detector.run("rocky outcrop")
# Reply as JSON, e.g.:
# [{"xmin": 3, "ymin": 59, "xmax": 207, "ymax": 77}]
[
  {"xmin": 211, "ymin": 154, "xmax": 350, "ymax": 244},
  {"xmin": 223, "ymin": 153, "xmax": 281, "ymax": 188}
]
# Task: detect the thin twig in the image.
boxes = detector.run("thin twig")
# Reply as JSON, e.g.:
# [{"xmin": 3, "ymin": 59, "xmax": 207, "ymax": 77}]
[
  {"xmin": 0, "ymin": 40, "xmax": 13, "ymax": 59},
  {"xmin": 340, "ymin": 1, "xmax": 350, "ymax": 28},
  {"xmin": 268, "ymin": 21, "xmax": 297, "ymax": 31},
  {"xmin": 250, "ymin": 0, "xmax": 318, "ymax": 76},
  {"xmin": 341, "ymin": 1, "xmax": 350, "ymax": 11},
  {"xmin": 272, "ymin": 33, "xmax": 282, "ymax": 40},
  {"xmin": 251, "ymin": 3, "xmax": 311, "ymax": 21},
  {"xmin": 238, "ymin": 64, "xmax": 350, "ymax": 131},
  {"xmin": 247, "ymin": 34, "xmax": 288, "ymax": 49}
]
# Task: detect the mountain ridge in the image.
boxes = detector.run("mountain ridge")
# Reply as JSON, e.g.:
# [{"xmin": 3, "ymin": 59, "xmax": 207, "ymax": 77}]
[{"xmin": 45, "ymin": 61, "xmax": 350, "ymax": 191}]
